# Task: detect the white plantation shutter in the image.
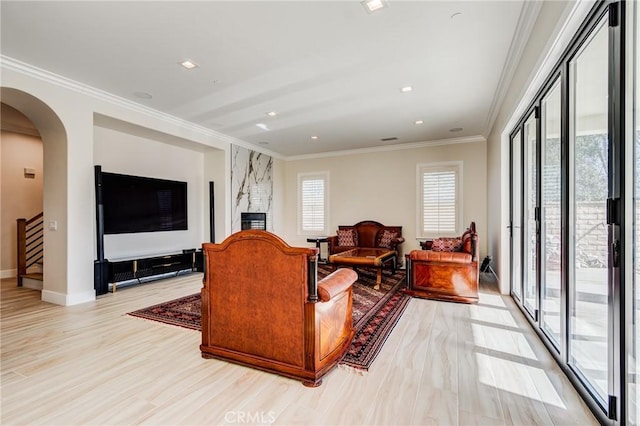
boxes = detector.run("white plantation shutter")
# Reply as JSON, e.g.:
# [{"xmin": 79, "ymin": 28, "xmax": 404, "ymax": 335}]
[
  {"xmin": 299, "ymin": 172, "xmax": 329, "ymax": 234},
  {"xmin": 418, "ymin": 163, "xmax": 461, "ymax": 237}
]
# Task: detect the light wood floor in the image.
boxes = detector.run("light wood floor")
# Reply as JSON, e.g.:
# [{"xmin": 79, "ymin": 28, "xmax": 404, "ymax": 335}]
[{"xmin": 1, "ymin": 273, "xmax": 597, "ymax": 425}]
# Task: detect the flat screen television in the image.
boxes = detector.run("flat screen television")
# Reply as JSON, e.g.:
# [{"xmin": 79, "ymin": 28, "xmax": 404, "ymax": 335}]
[{"xmin": 101, "ymin": 172, "xmax": 188, "ymax": 234}]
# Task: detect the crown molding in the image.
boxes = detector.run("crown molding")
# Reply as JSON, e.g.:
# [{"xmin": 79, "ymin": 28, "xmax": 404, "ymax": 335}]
[
  {"xmin": 0, "ymin": 55, "xmax": 284, "ymax": 160},
  {"xmin": 284, "ymin": 135, "xmax": 486, "ymax": 162},
  {"xmin": 482, "ymin": 0, "xmax": 543, "ymax": 137}
]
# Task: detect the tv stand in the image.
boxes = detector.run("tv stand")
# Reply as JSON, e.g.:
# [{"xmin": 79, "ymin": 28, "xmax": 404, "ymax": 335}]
[{"xmin": 107, "ymin": 249, "xmax": 203, "ymax": 292}]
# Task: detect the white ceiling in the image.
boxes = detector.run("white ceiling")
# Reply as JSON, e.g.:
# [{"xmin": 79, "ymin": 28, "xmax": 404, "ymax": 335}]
[{"xmin": 1, "ymin": 1, "xmax": 533, "ymax": 157}]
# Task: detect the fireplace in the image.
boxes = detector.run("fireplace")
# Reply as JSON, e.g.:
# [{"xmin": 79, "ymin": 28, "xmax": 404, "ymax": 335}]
[{"xmin": 241, "ymin": 212, "xmax": 266, "ymax": 230}]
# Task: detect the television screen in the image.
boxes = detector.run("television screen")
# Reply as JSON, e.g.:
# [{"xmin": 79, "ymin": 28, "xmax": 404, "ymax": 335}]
[{"xmin": 101, "ymin": 172, "xmax": 187, "ymax": 234}]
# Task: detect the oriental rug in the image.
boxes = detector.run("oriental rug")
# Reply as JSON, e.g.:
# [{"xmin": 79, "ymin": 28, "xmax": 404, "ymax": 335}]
[{"xmin": 127, "ymin": 265, "xmax": 410, "ymax": 371}]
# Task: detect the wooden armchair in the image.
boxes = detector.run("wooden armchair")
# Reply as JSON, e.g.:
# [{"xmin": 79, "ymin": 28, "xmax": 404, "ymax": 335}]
[
  {"xmin": 200, "ymin": 230, "xmax": 357, "ymax": 386},
  {"xmin": 404, "ymin": 222, "xmax": 479, "ymax": 304}
]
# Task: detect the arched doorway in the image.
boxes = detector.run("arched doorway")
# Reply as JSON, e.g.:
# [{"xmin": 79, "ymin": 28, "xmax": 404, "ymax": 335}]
[
  {"xmin": 1, "ymin": 87, "xmax": 70, "ymax": 305},
  {"xmin": 1, "ymin": 102, "xmax": 44, "ymax": 288}
]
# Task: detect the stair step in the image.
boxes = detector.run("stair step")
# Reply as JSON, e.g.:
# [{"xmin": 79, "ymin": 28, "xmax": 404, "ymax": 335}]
[
  {"xmin": 21, "ymin": 272, "xmax": 43, "ymax": 281},
  {"xmin": 21, "ymin": 273, "xmax": 43, "ymax": 290}
]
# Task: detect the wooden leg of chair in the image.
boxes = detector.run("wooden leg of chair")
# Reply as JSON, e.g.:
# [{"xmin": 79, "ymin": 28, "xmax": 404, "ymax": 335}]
[{"xmin": 375, "ymin": 268, "xmax": 382, "ymax": 290}]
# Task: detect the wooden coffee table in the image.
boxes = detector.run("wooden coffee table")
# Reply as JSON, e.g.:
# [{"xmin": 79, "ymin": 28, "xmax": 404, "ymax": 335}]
[{"xmin": 328, "ymin": 248, "xmax": 396, "ymax": 290}]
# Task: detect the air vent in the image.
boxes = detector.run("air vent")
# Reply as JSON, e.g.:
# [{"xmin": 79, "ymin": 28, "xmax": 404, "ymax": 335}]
[{"xmin": 381, "ymin": 137, "xmax": 398, "ymax": 141}]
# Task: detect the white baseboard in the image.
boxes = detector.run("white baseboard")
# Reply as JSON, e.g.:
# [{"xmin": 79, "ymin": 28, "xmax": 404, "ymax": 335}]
[
  {"xmin": 42, "ymin": 289, "xmax": 96, "ymax": 306},
  {"xmin": 1, "ymin": 269, "xmax": 17, "ymax": 279}
]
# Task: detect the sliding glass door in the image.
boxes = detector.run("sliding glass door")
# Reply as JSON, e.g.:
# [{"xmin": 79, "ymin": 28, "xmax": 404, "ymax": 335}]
[
  {"xmin": 630, "ymin": 1, "xmax": 640, "ymax": 423},
  {"xmin": 511, "ymin": 129, "xmax": 523, "ymax": 301},
  {"xmin": 511, "ymin": 111, "xmax": 540, "ymax": 321},
  {"xmin": 540, "ymin": 78, "xmax": 562, "ymax": 347},
  {"xmin": 567, "ymin": 16, "xmax": 610, "ymax": 403},
  {"xmin": 508, "ymin": 1, "xmax": 640, "ymax": 422},
  {"xmin": 523, "ymin": 113, "xmax": 539, "ymax": 317}
]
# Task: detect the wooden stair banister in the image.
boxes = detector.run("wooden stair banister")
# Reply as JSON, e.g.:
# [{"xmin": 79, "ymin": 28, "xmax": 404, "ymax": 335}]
[{"xmin": 17, "ymin": 212, "xmax": 44, "ymax": 287}]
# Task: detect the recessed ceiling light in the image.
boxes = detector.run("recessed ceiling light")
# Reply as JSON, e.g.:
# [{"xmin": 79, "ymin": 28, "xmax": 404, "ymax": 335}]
[
  {"xmin": 450, "ymin": 127, "xmax": 464, "ymax": 132},
  {"xmin": 451, "ymin": 12, "xmax": 462, "ymax": 20},
  {"xmin": 400, "ymin": 86, "xmax": 413, "ymax": 93},
  {"xmin": 179, "ymin": 60, "xmax": 198, "ymax": 70},
  {"xmin": 133, "ymin": 91, "xmax": 152, "ymax": 99},
  {"xmin": 256, "ymin": 123, "xmax": 269, "ymax": 131},
  {"xmin": 361, "ymin": 0, "xmax": 387, "ymax": 13},
  {"xmin": 415, "ymin": 120, "xmax": 424, "ymax": 125},
  {"xmin": 266, "ymin": 111, "xmax": 277, "ymax": 117},
  {"xmin": 311, "ymin": 136, "xmax": 319, "ymax": 140}
]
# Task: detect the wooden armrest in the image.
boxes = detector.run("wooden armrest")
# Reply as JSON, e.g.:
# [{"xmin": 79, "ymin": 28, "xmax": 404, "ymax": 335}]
[
  {"xmin": 326, "ymin": 235, "xmax": 338, "ymax": 251},
  {"xmin": 318, "ymin": 268, "xmax": 357, "ymax": 302}
]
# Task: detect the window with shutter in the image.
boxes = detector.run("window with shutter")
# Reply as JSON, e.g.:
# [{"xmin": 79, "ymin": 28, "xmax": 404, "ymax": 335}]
[
  {"xmin": 417, "ymin": 162, "xmax": 462, "ymax": 238},
  {"xmin": 298, "ymin": 172, "xmax": 329, "ymax": 235}
]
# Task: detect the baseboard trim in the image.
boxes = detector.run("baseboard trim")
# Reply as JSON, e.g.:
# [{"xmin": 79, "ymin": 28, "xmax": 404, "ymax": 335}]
[
  {"xmin": 1, "ymin": 269, "xmax": 17, "ymax": 279},
  {"xmin": 42, "ymin": 289, "xmax": 96, "ymax": 306}
]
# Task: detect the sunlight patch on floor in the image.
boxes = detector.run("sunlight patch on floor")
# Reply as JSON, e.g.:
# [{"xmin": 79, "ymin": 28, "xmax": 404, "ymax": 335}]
[
  {"xmin": 475, "ymin": 352, "xmax": 567, "ymax": 409},
  {"xmin": 477, "ymin": 293, "xmax": 508, "ymax": 308},
  {"xmin": 469, "ymin": 304, "xmax": 518, "ymax": 328}
]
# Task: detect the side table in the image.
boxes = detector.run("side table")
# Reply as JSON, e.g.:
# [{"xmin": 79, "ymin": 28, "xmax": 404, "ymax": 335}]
[{"xmin": 306, "ymin": 237, "xmax": 329, "ymax": 263}]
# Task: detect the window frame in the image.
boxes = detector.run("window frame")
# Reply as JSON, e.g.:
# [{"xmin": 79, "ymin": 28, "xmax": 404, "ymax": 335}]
[
  {"xmin": 297, "ymin": 171, "xmax": 330, "ymax": 236},
  {"xmin": 416, "ymin": 161, "xmax": 463, "ymax": 239}
]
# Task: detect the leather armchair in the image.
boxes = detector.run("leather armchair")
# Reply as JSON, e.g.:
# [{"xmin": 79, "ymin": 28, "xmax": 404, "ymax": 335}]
[
  {"xmin": 327, "ymin": 220, "xmax": 405, "ymax": 269},
  {"xmin": 405, "ymin": 222, "xmax": 479, "ymax": 304},
  {"xmin": 200, "ymin": 230, "xmax": 357, "ymax": 387}
]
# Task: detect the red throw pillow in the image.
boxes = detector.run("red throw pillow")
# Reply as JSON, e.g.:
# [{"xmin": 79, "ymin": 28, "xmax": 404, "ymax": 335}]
[
  {"xmin": 378, "ymin": 229, "xmax": 398, "ymax": 248},
  {"xmin": 337, "ymin": 228, "xmax": 357, "ymax": 246},
  {"xmin": 431, "ymin": 237, "xmax": 463, "ymax": 252}
]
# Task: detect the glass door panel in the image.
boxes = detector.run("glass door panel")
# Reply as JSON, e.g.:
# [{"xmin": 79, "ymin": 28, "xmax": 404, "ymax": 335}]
[
  {"xmin": 523, "ymin": 114, "xmax": 538, "ymax": 315},
  {"xmin": 511, "ymin": 130, "xmax": 523, "ymax": 300},
  {"xmin": 568, "ymin": 18, "xmax": 609, "ymax": 402},
  {"xmin": 541, "ymin": 79, "xmax": 562, "ymax": 346},
  {"xmin": 631, "ymin": 1, "xmax": 640, "ymax": 422}
]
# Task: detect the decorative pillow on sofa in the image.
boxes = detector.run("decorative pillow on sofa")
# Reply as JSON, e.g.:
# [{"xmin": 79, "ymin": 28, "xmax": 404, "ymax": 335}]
[
  {"xmin": 337, "ymin": 228, "xmax": 357, "ymax": 246},
  {"xmin": 377, "ymin": 229, "xmax": 398, "ymax": 249},
  {"xmin": 431, "ymin": 237, "xmax": 463, "ymax": 252}
]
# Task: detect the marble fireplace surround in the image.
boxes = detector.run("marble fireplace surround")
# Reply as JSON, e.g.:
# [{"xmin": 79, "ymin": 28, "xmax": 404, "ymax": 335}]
[{"xmin": 230, "ymin": 145, "xmax": 273, "ymax": 233}]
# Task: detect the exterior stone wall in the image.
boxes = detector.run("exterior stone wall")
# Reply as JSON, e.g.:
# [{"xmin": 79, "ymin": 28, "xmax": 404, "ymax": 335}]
[{"xmin": 542, "ymin": 201, "xmax": 607, "ymax": 269}]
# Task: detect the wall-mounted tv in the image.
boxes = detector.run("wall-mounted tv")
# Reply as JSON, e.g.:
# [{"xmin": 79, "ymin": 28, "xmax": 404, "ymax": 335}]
[{"xmin": 101, "ymin": 172, "xmax": 188, "ymax": 234}]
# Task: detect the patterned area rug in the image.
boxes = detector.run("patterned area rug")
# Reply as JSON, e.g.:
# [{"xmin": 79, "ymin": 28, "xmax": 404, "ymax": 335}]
[{"xmin": 127, "ymin": 265, "xmax": 410, "ymax": 371}]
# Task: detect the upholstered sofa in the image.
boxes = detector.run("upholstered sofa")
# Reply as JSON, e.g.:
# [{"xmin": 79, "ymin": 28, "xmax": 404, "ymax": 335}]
[
  {"xmin": 200, "ymin": 230, "xmax": 357, "ymax": 387},
  {"xmin": 404, "ymin": 222, "xmax": 479, "ymax": 304},
  {"xmin": 327, "ymin": 220, "xmax": 405, "ymax": 269}
]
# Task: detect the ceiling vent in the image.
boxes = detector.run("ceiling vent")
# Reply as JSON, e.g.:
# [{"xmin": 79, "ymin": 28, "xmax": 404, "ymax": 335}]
[{"xmin": 380, "ymin": 137, "xmax": 398, "ymax": 142}]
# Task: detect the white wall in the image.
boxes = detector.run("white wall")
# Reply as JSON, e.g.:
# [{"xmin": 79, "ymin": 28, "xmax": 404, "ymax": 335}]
[
  {"xmin": 94, "ymin": 125, "xmax": 206, "ymax": 259},
  {"xmin": 271, "ymin": 157, "xmax": 286, "ymax": 236},
  {"xmin": 204, "ymin": 148, "xmax": 229, "ymax": 243},
  {"xmin": 282, "ymin": 140, "xmax": 487, "ymax": 258}
]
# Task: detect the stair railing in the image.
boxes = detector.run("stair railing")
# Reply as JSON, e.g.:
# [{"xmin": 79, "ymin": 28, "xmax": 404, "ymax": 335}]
[{"xmin": 16, "ymin": 212, "xmax": 44, "ymax": 287}]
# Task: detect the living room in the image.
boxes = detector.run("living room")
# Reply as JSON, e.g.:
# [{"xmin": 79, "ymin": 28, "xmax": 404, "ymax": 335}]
[{"xmin": 2, "ymin": 0, "xmax": 636, "ymax": 424}]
